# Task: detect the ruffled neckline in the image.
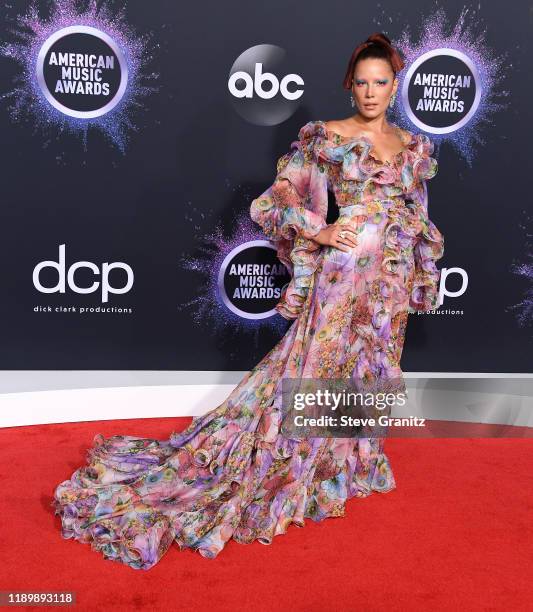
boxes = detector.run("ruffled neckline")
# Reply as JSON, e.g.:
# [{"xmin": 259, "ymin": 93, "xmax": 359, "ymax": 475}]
[
  {"xmin": 295, "ymin": 119, "xmax": 438, "ymax": 189},
  {"xmin": 318, "ymin": 120, "xmax": 413, "ymax": 168}
]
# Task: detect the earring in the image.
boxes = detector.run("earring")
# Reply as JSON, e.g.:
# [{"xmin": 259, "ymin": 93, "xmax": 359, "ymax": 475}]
[
  {"xmin": 350, "ymin": 93, "xmax": 355, "ymax": 108},
  {"xmin": 389, "ymin": 92, "xmax": 397, "ymax": 107}
]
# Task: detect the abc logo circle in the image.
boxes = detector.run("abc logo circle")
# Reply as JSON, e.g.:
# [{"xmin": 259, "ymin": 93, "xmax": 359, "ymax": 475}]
[{"xmin": 228, "ymin": 44, "xmax": 304, "ymax": 126}]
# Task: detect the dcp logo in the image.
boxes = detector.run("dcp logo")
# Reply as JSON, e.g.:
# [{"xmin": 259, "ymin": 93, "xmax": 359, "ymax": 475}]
[
  {"xmin": 228, "ymin": 44, "xmax": 304, "ymax": 126},
  {"xmin": 33, "ymin": 244, "xmax": 134, "ymax": 303}
]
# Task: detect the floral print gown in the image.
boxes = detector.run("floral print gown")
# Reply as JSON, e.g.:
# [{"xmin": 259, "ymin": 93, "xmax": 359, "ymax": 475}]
[{"xmin": 52, "ymin": 120, "xmax": 444, "ymax": 570}]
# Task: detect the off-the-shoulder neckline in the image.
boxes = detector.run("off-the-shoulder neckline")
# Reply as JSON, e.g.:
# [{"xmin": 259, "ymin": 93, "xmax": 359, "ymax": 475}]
[{"xmin": 317, "ymin": 119, "xmax": 415, "ymax": 166}]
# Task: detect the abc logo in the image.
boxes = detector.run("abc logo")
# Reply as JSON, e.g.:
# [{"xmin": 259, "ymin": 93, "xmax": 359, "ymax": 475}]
[
  {"xmin": 228, "ymin": 44, "xmax": 304, "ymax": 126},
  {"xmin": 228, "ymin": 62, "xmax": 303, "ymax": 101},
  {"xmin": 33, "ymin": 244, "xmax": 133, "ymax": 303}
]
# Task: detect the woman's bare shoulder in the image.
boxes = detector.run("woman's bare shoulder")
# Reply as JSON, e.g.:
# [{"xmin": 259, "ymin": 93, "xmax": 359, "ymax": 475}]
[{"xmin": 395, "ymin": 125, "xmax": 413, "ymax": 145}]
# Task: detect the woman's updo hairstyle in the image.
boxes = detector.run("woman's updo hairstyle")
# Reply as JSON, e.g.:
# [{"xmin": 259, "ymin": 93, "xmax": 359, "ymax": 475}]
[{"xmin": 342, "ymin": 32, "xmax": 405, "ymax": 89}]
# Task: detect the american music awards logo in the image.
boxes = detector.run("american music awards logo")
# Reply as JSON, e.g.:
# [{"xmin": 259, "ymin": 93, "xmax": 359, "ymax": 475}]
[
  {"xmin": 1, "ymin": 0, "xmax": 156, "ymax": 152},
  {"xmin": 401, "ymin": 48, "xmax": 481, "ymax": 134},
  {"xmin": 217, "ymin": 241, "xmax": 290, "ymax": 320},
  {"xmin": 178, "ymin": 207, "xmax": 292, "ymax": 334},
  {"xmin": 394, "ymin": 7, "xmax": 508, "ymax": 163},
  {"xmin": 36, "ymin": 25, "xmax": 128, "ymax": 119}
]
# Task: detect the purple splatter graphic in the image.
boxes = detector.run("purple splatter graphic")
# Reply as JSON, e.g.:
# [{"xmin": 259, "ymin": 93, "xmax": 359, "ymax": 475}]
[
  {"xmin": 389, "ymin": 5, "xmax": 510, "ymax": 165},
  {"xmin": 0, "ymin": 0, "xmax": 157, "ymax": 152},
  {"xmin": 508, "ymin": 213, "xmax": 533, "ymax": 329}
]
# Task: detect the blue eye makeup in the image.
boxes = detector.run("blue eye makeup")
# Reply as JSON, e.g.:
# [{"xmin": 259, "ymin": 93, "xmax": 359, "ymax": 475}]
[{"xmin": 355, "ymin": 79, "xmax": 389, "ymax": 85}]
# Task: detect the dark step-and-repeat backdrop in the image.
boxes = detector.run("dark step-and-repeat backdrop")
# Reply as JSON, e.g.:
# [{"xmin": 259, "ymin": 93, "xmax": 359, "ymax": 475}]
[{"xmin": 0, "ymin": 0, "xmax": 530, "ymax": 373}]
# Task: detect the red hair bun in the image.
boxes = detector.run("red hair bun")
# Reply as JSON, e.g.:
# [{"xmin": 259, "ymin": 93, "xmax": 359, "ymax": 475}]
[{"xmin": 342, "ymin": 32, "xmax": 405, "ymax": 89}]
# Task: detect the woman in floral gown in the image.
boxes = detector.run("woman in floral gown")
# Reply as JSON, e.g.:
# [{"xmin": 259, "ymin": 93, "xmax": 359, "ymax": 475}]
[{"xmin": 52, "ymin": 33, "xmax": 444, "ymax": 569}]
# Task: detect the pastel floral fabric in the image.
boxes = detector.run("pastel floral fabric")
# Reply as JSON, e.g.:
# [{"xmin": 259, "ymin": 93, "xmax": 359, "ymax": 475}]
[
  {"xmin": 52, "ymin": 120, "xmax": 443, "ymax": 570},
  {"xmin": 250, "ymin": 120, "xmax": 443, "ymax": 318}
]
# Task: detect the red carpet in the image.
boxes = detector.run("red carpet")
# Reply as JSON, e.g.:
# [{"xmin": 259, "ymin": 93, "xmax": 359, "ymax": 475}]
[{"xmin": 0, "ymin": 417, "xmax": 531, "ymax": 611}]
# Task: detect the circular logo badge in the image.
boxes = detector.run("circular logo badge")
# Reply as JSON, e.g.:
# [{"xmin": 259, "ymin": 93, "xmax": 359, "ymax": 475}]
[
  {"xmin": 217, "ymin": 241, "xmax": 291, "ymax": 319},
  {"xmin": 401, "ymin": 48, "xmax": 481, "ymax": 134},
  {"xmin": 228, "ymin": 44, "xmax": 304, "ymax": 126},
  {"xmin": 36, "ymin": 25, "xmax": 128, "ymax": 119}
]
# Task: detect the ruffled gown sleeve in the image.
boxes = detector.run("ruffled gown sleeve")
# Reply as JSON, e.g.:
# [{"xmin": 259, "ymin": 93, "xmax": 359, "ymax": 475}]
[
  {"xmin": 250, "ymin": 122, "xmax": 329, "ymax": 320},
  {"xmin": 406, "ymin": 135, "xmax": 445, "ymax": 313}
]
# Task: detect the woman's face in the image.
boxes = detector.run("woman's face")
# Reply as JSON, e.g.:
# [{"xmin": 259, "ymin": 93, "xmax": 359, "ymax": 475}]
[{"xmin": 351, "ymin": 58, "xmax": 397, "ymax": 118}]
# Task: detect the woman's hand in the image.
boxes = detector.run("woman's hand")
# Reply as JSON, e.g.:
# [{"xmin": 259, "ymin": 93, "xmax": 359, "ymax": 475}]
[{"xmin": 313, "ymin": 223, "xmax": 358, "ymax": 253}]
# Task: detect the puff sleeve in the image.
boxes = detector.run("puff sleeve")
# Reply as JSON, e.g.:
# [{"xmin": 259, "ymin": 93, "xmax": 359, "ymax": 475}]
[
  {"xmin": 250, "ymin": 122, "xmax": 329, "ymax": 320},
  {"xmin": 406, "ymin": 137, "xmax": 445, "ymax": 313}
]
